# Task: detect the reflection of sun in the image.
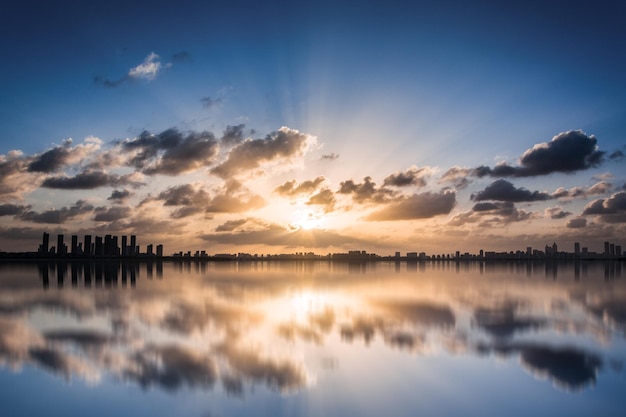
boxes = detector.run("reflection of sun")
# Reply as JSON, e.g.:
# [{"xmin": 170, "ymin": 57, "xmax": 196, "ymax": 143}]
[{"xmin": 290, "ymin": 290, "xmax": 328, "ymax": 322}]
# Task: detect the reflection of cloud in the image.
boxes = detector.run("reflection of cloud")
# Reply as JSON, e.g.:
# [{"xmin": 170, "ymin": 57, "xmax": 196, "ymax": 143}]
[
  {"xmin": 217, "ymin": 343, "xmax": 308, "ymax": 393},
  {"xmin": 479, "ymin": 342, "xmax": 602, "ymax": 391},
  {"xmin": 125, "ymin": 345, "xmax": 217, "ymax": 391},
  {"xmin": 473, "ymin": 303, "xmax": 544, "ymax": 338},
  {"xmin": 28, "ymin": 347, "xmax": 97, "ymax": 381},
  {"xmin": 374, "ymin": 299, "xmax": 455, "ymax": 328}
]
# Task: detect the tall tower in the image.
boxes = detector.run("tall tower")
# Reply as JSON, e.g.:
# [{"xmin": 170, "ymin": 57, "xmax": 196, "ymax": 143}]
[
  {"xmin": 41, "ymin": 232, "xmax": 50, "ymax": 254},
  {"xmin": 57, "ymin": 234, "xmax": 65, "ymax": 256}
]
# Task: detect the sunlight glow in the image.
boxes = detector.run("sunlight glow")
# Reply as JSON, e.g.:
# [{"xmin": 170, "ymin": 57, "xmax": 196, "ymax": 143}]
[{"xmin": 290, "ymin": 207, "xmax": 325, "ymax": 230}]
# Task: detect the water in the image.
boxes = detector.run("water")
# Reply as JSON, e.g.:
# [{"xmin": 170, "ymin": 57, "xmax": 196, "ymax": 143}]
[{"xmin": 1, "ymin": 260, "xmax": 625, "ymax": 416}]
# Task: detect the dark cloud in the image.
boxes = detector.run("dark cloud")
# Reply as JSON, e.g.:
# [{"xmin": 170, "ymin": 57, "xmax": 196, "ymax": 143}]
[
  {"xmin": 0, "ymin": 226, "xmax": 47, "ymax": 240},
  {"xmin": 545, "ymin": 207, "xmax": 571, "ymax": 219},
  {"xmin": 44, "ymin": 330, "xmax": 110, "ymax": 348},
  {"xmin": 27, "ymin": 141, "xmax": 72, "ymax": 173},
  {"xmin": 582, "ymin": 191, "xmax": 626, "ymax": 223},
  {"xmin": 215, "ymin": 219, "xmax": 249, "ymax": 232},
  {"xmin": 439, "ymin": 166, "xmax": 472, "ymax": 189},
  {"xmin": 201, "ymin": 223, "xmax": 368, "ymax": 248},
  {"xmin": 274, "ymin": 177, "xmax": 325, "ymax": 196},
  {"xmin": 20, "ymin": 200, "xmax": 93, "ymax": 224},
  {"xmin": 41, "ymin": 171, "xmax": 136, "ymax": 190},
  {"xmin": 472, "ymin": 130, "xmax": 605, "ymax": 177},
  {"xmin": 122, "ymin": 128, "xmax": 219, "ymax": 176},
  {"xmin": 200, "ymin": 96, "xmax": 223, "ymax": 109},
  {"xmin": 472, "ymin": 179, "xmax": 551, "ymax": 202},
  {"xmin": 171, "ymin": 51, "xmax": 192, "ymax": 62},
  {"xmin": 210, "ymin": 127, "xmax": 313, "ymax": 178},
  {"xmin": 566, "ymin": 218, "xmax": 587, "ymax": 228},
  {"xmin": 321, "ymin": 153, "xmax": 339, "ymax": 161},
  {"xmin": 337, "ymin": 177, "xmax": 396, "ymax": 204},
  {"xmin": 383, "ymin": 167, "xmax": 430, "ymax": 188},
  {"xmin": 366, "ymin": 191, "xmax": 456, "ymax": 221},
  {"xmin": 609, "ymin": 150, "xmax": 624, "ymax": 160},
  {"xmin": 0, "ymin": 203, "xmax": 30, "ymax": 216},
  {"xmin": 93, "ymin": 206, "xmax": 132, "ymax": 222},
  {"xmin": 306, "ymin": 189, "xmax": 335, "ymax": 212},
  {"xmin": 157, "ymin": 184, "xmax": 210, "ymax": 207},
  {"xmin": 449, "ymin": 202, "xmax": 532, "ymax": 225},
  {"xmin": 221, "ymin": 124, "xmax": 246, "ymax": 146},
  {"xmin": 108, "ymin": 189, "xmax": 131, "ymax": 202}
]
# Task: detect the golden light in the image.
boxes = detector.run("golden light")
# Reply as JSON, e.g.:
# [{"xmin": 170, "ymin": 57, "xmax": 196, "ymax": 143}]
[{"xmin": 290, "ymin": 207, "xmax": 325, "ymax": 230}]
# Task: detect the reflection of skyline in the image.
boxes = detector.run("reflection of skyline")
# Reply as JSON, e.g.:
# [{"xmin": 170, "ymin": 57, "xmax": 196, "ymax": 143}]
[{"xmin": 1, "ymin": 260, "xmax": 625, "ymax": 399}]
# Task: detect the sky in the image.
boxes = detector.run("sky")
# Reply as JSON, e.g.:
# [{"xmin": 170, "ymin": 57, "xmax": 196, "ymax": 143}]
[{"xmin": 1, "ymin": 0, "xmax": 625, "ymax": 255}]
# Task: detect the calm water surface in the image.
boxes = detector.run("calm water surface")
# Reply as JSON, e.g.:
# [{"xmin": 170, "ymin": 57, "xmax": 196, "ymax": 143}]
[{"xmin": 1, "ymin": 260, "xmax": 625, "ymax": 416}]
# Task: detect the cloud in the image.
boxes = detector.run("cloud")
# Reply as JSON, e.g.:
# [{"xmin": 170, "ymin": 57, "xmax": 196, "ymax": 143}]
[
  {"xmin": 93, "ymin": 206, "xmax": 132, "ymax": 222},
  {"xmin": 41, "ymin": 171, "xmax": 138, "ymax": 190},
  {"xmin": 171, "ymin": 51, "xmax": 191, "ymax": 62},
  {"xmin": 221, "ymin": 124, "xmax": 246, "ymax": 146},
  {"xmin": 337, "ymin": 177, "xmax": 396, "ymax": 204},
  {"xmin": 122, "ymin": 128, "xmax": 219, "ymax": 176},
  {"xmin": 366, "ymin": 190, "xmax": 456, "ymax": 221},
  {"xmin": 200, "ymin": 96, "xmax": 223, "ymax": 109},
  {"xmin": 439, "ymin": 166, "xmax": 472, "ymax": 189},
  {"xmin": 27, "ymin": 138, "xmax": 101, "ymax": 173},
  {"xmin": 472, "ymin": 130, "xmax": 604, "ymax": 178},
  {"xmin": 306, "ymin": 189, "xmax": 335, "ymax": 212},
  {"xmin": 210, "ymin": 127, "xmax": 315, "ymax": 178},
  {"xmin": 472, "ymin": 179, "xmax": 551, "ymax": 202},
  {"xmin": 201, "ymin": 223, "xmax": 368, "ymax": 248},
  {"xmin": 215, "ymin": 219, "xmax": 249, "ymax": 232},
  {"xmin": 274, "ymin": 177, "xmax": 325, "ymax": 197},
  {"xmin": 449, "ymin": 201, "xmax": 533, "ymax": 226},
  {"xmin": 150, "ymin": 184, "xmax": 210, "ymax": 218},
  {"xmin": 0, "ymin": 203, "xmax": 30, "ymax": 216},
  {"xmin": 566, "ymin": 218, "xmax": 587, "ymax": 228},
  {"xmin": 206, "ymin": 181, "xmax": 266, "ymax": 213},
  {"xmin": 321, "ymin": 153, "xmax": 339, "ymax": 161},
  {"xmin": 108, "ymin": 189, "xmax": 131, "ymax": 202},
  {"xmin": 609, "ymin": 150, "xmax": 624, "ymax": 160},
  {"xmin": 20, "ymin": 200, "xmax": 94, "ymax": 224},
  {"xmin": 582, "ymin": 191, "xmax": 626, "ymax": 223},
  {"xmin": 383, "ymin": 166, "xmax": 432, "ymax": 188},
  {"xmin": 545, "ymin": 206, "xmax": 571, "ymax": 219},
  {"xmin": 552, "ymin": 181, "xmax": 612, "ymax": 199},
  {"xmin": 95, "ymin": 52, "xmax": 168, "ymax": 88},
  {"xmin": 0, "ymin": 226, "xmax": 48, "ymax": 241}
]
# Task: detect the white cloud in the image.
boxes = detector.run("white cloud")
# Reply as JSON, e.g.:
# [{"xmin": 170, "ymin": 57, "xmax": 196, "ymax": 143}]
[{"xmin": 128, "ymin": 52, "xmax": 163, "ymax": 81}]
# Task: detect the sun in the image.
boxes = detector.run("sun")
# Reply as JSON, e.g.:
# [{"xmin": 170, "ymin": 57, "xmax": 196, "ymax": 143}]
[{"xmin": 291, "ymin": 207, "xmax": 325, "ymax": 230}]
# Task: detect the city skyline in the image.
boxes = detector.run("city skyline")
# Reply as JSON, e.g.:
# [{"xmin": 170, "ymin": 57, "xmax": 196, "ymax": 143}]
[
  {"xmin": 4, "ymin": 230, "xmax": 621, "ymax": 261},
  {"xmin": 1, "ymin": 1, "xmax": 626, "ymax": 255}
]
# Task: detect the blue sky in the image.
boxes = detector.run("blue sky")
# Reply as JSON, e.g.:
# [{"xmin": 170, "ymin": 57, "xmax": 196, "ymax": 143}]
[{"xmin": 1, "ymin": 0, "xmax": 625, "ymax": 254}]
